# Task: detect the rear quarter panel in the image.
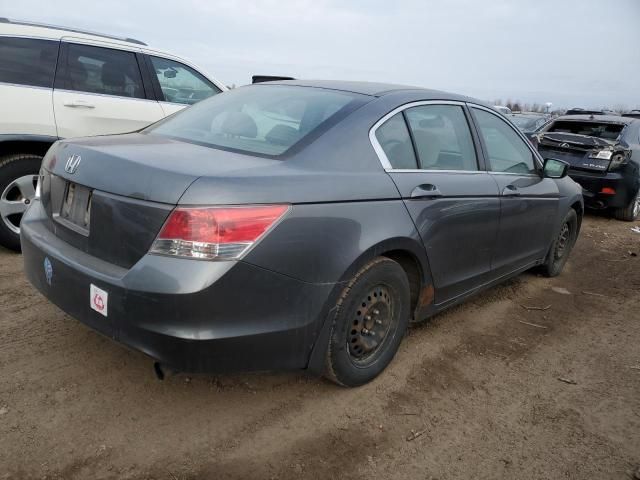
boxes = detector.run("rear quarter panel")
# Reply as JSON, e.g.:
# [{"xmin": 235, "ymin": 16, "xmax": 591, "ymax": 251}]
[{"xmin": 242, "ymin": 199, "xmax": 427, "ymax": 285}]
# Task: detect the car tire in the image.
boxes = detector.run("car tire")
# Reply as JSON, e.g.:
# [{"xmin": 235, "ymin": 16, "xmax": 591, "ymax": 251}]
[
  {"xmin": 0, "ymin": 154, "xmax": 42, "ymax": 252},
  {"xmin": 613, "ymin": 190, "xmax": 640, "ymax": 222},
  {"xmin": 540, "ymin": 209, "xmax": 578, "ymax": 278},
  {"xmin": 324, "ymin": 256, "xmax": 410, "ymax": 387}
]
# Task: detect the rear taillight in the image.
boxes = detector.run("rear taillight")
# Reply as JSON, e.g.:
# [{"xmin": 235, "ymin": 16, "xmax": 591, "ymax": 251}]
[
  {"xmin": 150, "ymin": 205, "xmax": 289, "ymax": 260},
  {"xmin": 608, "ymin": 153, "xmax": 628, "ymax": 171}
]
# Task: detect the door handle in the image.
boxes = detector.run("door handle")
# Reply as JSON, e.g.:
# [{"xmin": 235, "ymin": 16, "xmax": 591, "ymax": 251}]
[
  {"xmin": 502, "ymin": 185, "xmax": 521, "ymax": 197},
  {"xmin": 63, "ymin": 100, "xmax": 95, "ymax": 108},
  {"xmin": 410, "ymin": 184, "xmax": 442, "ymax": 199}
]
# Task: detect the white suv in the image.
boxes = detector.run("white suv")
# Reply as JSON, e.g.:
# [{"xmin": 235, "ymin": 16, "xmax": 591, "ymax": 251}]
[{"xmin": 0, "ymin": 18, "xmax": 227, "ymax": 250}]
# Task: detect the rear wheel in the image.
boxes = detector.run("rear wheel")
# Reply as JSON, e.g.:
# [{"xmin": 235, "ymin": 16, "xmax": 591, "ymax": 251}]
[
  {"xmin": 540, "ymin": 209, "xmax": 578, "ymax": 277},
  {"xmin": 324, "ymin": 257, "xmax": 410, "ymax": 387},
  {"xmin": 613, "ymin": 190, "xmax": 640, "ymax": 222},
  {"xmin": 0, "ymin": 154, "xmax": 42, "ymax": 252}
]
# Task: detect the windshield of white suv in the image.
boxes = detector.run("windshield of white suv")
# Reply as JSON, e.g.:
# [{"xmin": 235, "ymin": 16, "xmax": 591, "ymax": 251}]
[{"xmin": 147, "ymin": 85, "xmax": 366, "ymax": 156}]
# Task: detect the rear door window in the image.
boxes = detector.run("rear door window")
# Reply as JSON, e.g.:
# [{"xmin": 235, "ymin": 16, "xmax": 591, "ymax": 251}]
[
  {"xmin": 0, "ymin": 37, "xmax": 59, "ymax": 88},
  {"xmin": 62, "ymin": 43, "xmax": 145, "ymax": 99},
  {"xmin": 404, "ymin": 105, "xmax": 478, "ymax": 171},
  {"xmin": 149, "ymin": 56, "xmax": 221, "ymax": 105},
  {"xmin": 473, "ymin": 108, "xmax": 537, "ymax": 174},
  {"xmin": 375, "ymin": 113, "xmax": 418, "ymax": 169}
]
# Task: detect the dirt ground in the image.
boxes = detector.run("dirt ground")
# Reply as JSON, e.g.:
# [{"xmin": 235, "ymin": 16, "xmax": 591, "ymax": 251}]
[{"xmin": 1, "ymin": 214, "xmax": 639, "ymax": 480}]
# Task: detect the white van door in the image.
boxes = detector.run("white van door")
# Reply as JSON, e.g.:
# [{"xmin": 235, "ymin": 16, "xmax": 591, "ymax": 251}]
[
  {"xmin": 0, "ymin": 36, "xmax": 59, "ymax": 137},
  {"xmin": 53, "ymin": 42, "xmax": 164, "ymax": 139}
]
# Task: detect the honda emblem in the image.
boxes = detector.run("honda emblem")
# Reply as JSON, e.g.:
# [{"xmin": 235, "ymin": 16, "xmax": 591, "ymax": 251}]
[{"xmin": 65, "ymin": 154, "xmax": 81, "ymax": 174}]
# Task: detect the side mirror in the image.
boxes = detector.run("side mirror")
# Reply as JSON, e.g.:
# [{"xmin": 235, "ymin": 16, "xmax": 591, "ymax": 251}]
[
  {"xmin": 163, "ymin": 68, "xmax": 177, "ymax": 79},
  {"xmin": 543, "ymin": 158, "xmax": 569, "ymax": 179}
]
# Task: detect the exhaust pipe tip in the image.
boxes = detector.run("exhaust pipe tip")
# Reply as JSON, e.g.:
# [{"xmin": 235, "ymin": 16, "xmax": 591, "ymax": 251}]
[{"xmin": 153, "ymin": 362, "xmax": 165, "ymax": 380}]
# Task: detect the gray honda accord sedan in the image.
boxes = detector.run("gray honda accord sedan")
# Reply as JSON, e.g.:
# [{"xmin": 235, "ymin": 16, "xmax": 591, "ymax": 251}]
[{"xmin": 21, "ymin": 80, "xmax": 583, "ymax": 387}]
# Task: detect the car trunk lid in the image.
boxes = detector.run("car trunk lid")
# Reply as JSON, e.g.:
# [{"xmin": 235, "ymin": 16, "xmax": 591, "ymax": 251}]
[
  {"xmin": 536, "ymin": 132, "xmax": 617, "ymax": 172},
  {"xmin": 40, "ymin": 133, "xmax": 280, "ymax": 268},
  {"xmin": 45, "ymin": 133, "xmax": 280, "ymax": 203}
]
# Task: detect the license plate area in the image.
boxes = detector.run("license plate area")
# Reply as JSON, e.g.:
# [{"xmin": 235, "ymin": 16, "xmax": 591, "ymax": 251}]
[{"xmin": 55, "ymin": 182, "xmax": 92, "ymax": 235}]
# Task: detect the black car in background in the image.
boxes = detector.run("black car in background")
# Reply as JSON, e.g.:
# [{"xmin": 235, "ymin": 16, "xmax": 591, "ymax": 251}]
[
  {"xmin": 623, "ymin": 110, "xmax": 640, "ymax": 119},
  {"xmin": 536, "ymin": 115, "xmax": 640, "ymax": 221}
]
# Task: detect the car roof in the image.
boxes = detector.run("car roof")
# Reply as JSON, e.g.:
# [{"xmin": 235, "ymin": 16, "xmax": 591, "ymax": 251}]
[
  {"xmin": 554, "ymin": 114, "xmax": 636, "ymax": 124},
  {"xmin": 259, "ymin": 79, "xmax": 475, "ymax": 101}
]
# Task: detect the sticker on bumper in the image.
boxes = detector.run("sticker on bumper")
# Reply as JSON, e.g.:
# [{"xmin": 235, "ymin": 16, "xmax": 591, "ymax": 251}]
[
  {"xmin": 90, "ymin": 284, "xmax": 108, "ymax": 317},
  {"xmin": 44, "ymin": 257, "xmax": 53, "ymax": 286}
]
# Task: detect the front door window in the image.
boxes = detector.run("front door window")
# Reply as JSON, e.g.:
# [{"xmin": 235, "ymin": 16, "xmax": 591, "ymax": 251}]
[{"xmin": 149, "ymin": 56, "xmax": 221, "ymax": 105}]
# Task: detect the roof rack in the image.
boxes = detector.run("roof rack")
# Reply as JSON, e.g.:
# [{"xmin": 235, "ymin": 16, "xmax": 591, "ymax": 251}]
[{"xmin": 0, "ymin": 18, "xmax": 147, "ymax": 46}]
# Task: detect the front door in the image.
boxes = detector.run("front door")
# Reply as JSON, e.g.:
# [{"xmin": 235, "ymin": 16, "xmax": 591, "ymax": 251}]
[
  {"xmin": 470, "ymin": 107, "xmax": 560, "ymax": 276},
  {"xmin": 373, "ymin": 102, "xmax": 500, "ymax": 304},
  {"xmin": 53, "ymin": 42, "xmax": 164, "ymax": 138}
]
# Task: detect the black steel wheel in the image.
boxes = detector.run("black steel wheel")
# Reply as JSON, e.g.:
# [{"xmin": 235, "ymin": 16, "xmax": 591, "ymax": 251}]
[
  {"xmin": 324, "ymin": 257, "xmax": 410, "ymax": 387},
  {"xmin": 540, "ymin": 209, "xmax": 578, "ymax": 277},
  {"xmin": 348, "ymin": 285, "xmax": 394, "ymax": 366},
  {"xmin": 555, "ymin": 222, "xmax": 571, "ymax": 260}
]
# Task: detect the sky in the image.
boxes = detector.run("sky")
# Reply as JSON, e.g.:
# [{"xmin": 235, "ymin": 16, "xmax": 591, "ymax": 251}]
[{"xmin": 2, "ymin": 0, "xmax": 639, "ymax": 109}]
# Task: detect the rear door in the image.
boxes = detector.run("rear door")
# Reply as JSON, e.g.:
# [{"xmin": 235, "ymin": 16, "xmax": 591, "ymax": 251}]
[
  {"xmin": 0, "ymin": 36, "xmax": 59, "ymax": 137},
  {"xmin": 143, "ymin": 54, "xmax": 222, "ymax": 117},
  {"xmin": 372, "ymin": 101, "xmax": 500, "ymax": 304},
  {"xmin": 470, "ymin": 106, "xmax": 559, "ymax": 276},
  {"xmin": 53, "ymin": 42, "xmax": 165, "ymax": 138}
]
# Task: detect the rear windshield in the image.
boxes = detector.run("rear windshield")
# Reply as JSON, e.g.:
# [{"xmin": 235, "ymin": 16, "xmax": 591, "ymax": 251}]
[
  {"xmin": 546, "ymin": 120, "xmax": 625, "ymax": 140},
  {"xmin": 148, "ymin": 85, "xmax": 366, "ymax": 156},
  {"xmin": 510, "ymin": 116, "xmax": 538, "ymax": 130}
]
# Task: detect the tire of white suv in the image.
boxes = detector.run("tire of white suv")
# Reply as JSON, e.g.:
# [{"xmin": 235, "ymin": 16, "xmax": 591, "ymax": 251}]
[{"xmin": 0, "ymin": 154, "xmax": 42, "ymax": 252}]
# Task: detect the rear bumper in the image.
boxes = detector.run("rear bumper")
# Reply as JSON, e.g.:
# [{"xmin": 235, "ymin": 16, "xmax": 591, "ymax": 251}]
[
  {"xmin": 568, "ymin": 170, "xmax": 637, "ymax": 209},
  {"xmin": 21, "ymin": 201, "xmax": 334, "ymax": 374}
]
